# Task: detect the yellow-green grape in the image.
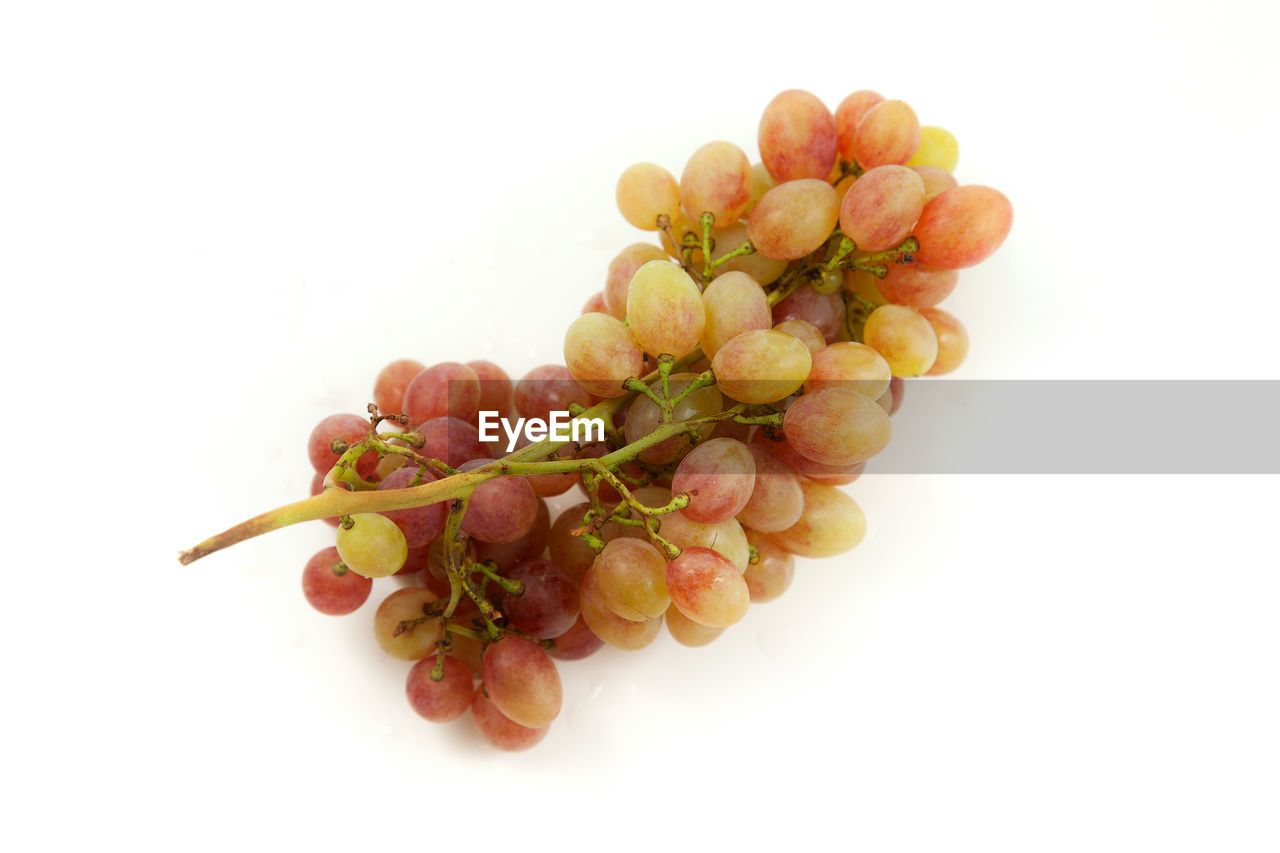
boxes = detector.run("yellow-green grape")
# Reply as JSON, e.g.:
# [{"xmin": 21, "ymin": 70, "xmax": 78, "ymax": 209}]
[
  {"xmin": 593, "ymin": 538, "xmax": 670, "ymax": 621},
  {"xmin": 700, "ymin": 271, "xmax": 771, "ymax": 359},
  {"xmin": 373, "ymin": 588, "xmax": 442, "ymax": 660},
  {"xmin": 710, "ymin": 329, "xmax": 811, "ymax": 404},
  {"xmin": 564, "ymin": 312, "xmax": 645, "ymax": 398},
  {"xmin": 666, "ymin": 604, "xmax": 725, "ymax": 647},
  {"xmin": 770, "ymin": 480, "xmax": 867, "ymax": 558},
  {"xmin": 921, "ymin": 307, "xmax": 970, "ymax": 376},
  {"xmin": 907, "ymin": 125, "xmax": 959, "ymax": 172},
  {"xmin": 813, "ymin": 268, "xmax": 844, "ymax": 294},
  {"xmin": 862, "ymin": 304, "xmax": 938, "ymax": 377},
  {"xmin": 626, "ymin": 260, "xmax": 706, "ymax": 359},
  {"xmin": 336, "ymin": 513, "xmax": 407, "ymax": 578},
  {"xmin": 616, "ymin": 162, "xmax": 681, "ymax": 230},
  {"xmin": 580, "ymin": 565, "xmax": 663, "ymax": 651},
  {"xmin": 707, "ymin": 220, "xmax": 787, "ymax": 285},
  {"xmin": 748, "ymin": 179, "xmax": 841, "ymax": 261},
  {"xmin": 804, "ymin": 341, "xmax": 892, "ymax": 399},
  {"xmin": 745, "ymin": 161, "xmax": 776, "ymax": 216}
]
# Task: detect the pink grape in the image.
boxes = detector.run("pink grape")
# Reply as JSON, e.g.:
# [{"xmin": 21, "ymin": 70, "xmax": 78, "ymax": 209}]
[
  {"xmin": 513, "ymin": 364, "xmax": 594, "ymax": 424},
  {"xmin": 863, "ymin": 304, "xmax": 939, "ymax": 376},
  {"xmin": 582, "ymin": 291, "xmax": 608, "ymax": 314},
  {"xmin": 671, "ymin": 438, "xmax": 756, "ymax": 524},
  {"xmin": 471, "ymin": 685, "xmax": 548, "ymax": 751},
  {"xmin": 666, "ymin": 605, "xmax": 725, "ymax": 647},
  {"xmin": 838, "ymin": 165, "xmax": 925, "ymax": 252},
  {"xmin": 373, "ymin": 588, "xmax": 442, "ymax": 660},
  {"xmin": 701, "ymin": 270, "xmax": 771, "ymax": 359},
  {"xmin": 416, "ymin": 416, "xmax": 492, "ymax": 467},
  {"xmin": 852, "ymin": 100, "xmax": 921, "ymax": 169},
  {"xmin": 467, "ymin": 360, "xmax": 514, "ymax": 419},
  {"xmin": 771, "ymin": 285, "xmax": 844, "ymax": 342},
  {"xmin": 473, "ymin": 497, "xmax": 551, "ymax": 569},
  {"xmin": 626, "ymin": 260, "xmax": 705, "ymax": 359},
  {"xmin": 783, "ymin": 387, "xmax": 893, "ymax": 467},
  {"xmin": 871, "ymin": 264, "xmax": 959, "ymax": 308},
  {"xmin": 549, "ymin": 614, "xmax": 605, "ymax": 661},
  {"xmin": 307, "ymin": 413, "xmax": 377, "ymax": 478},
  {"xmin": 616, "ymin": 162, "xmax": 681, "ymax": 231},
  {"xmin": 758, "ymin": 89, "xmax": 838, "ymax": 182},
  {"xmin": 604, "ymin": 243, "xmax": 668, "ymax": 320},
  {"xmin": 665, "ymin": 547, "xmax": 750, "ymax": 628},
  {"xmin": 493, "ymin": 559, "xmax": 579, "ymax": 640},
  {"xmin": 375, "ymin": 465, "xmax": 447, "ymax": 548},
  {"xmin": 710, "ymin": 329, "xmax": 811, "ymax": 405},
  {"xmin": 748, "ymin": 179, "xmax": 841, "ymax": 260},
  {"xmin": 804, "ymin": 341, "xmax": 892, "ymax": 400},
  {"xmin": 564, "ymin": 312, "xmax": 645, "ymax": 398},
  {"xmin": 373, "ymin": 359, "xmax": 425, "ymax": 418},
  {"xmin": 773, "ymin": 318, "xmax": 827, "ymax": 355},
  {"xmin": 735, "ymin": 443, "xmax": 804, "ymax": 533},
  {"xmin": 481, "ymin": 634, "xmax": 562, "ymax": 729},
  {"xmin": 835, "ymin": 89, "xmax": 885, "ymax": 161},
  {"xmin": 910, "ymin": 165, "xmax": 958, "ymax": 202},
  {"xmin": 742, "ymin": 529, "xmax": 795, "ymax": 603},
  {"xmin": 301, "ymin": 546, "xmax": 372, "ymax": 615},
  {"xmin": 405, "ymin": 655, "xmax": 473, "ymax": 723},
  {"xmin": 457, "ymin": 459, "xmax": 538, "ymax": 544},
  {"xmin": 593, "ymin": 538, "xmax": 670, "ymax": 621},
  {"xmin": 679, "ymin": 141, "xmax": 752, "ymax": 226},
  {"xmin": 579, "ymin": 566, "xmax": 663, "ymax": 650},
  {"xmin": 912, "ymin": 185, "xmax": 1014, "ymax": 270},
  {"xmin": 402, "ymin": 362, "xmax": 482, "ymax": 425},
  {"xmin": 921, "ymin": 307, "xmax": 970, "ymax": 376}
]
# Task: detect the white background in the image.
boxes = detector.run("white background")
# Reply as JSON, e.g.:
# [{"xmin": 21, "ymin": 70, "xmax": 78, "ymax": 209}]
[{"xmin": 2, "ymin": 1, "xmax": 1278, "ymax": 850}]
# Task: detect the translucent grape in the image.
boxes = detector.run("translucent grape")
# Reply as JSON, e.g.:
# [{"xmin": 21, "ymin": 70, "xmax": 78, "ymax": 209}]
[
  {"xmin": 624, "ymin": 373, "xmax": 724, "ymax": 464},
  {"xmin": 910, "ymin": 165, "xmax": 958, "ymax": 202},
  {"xmin": 921, "ymin": 307, "xmax": 970, "ymax": 376},
  {"xmin": 834, "ymin": 89, "xmax": 885, "ymax": 161},
  {"xmin": 748, "ymin": 179, "xmax": 841, "ymax": 260},
  {"xmin": 665, "ymin": 547, "xmax": 750, "ymax": 628},
  {"xmin": 416, "ymin": 416, "xmax": 491, "ymax": 467},
  {"xmin": 494, "ymin": 559, "xmax": 579, "ymax": 640},
  {"xmin": 852, "ymin": 100, "xmax": 921, "ymax": 169},
  {"xmin": 773, "ymin": 318, "xmax": 827, "ymax": 355},
  {"xmin": 548, "ymin": 614, "xmax": 605, "ymax": 661},
  {"xmin": 758, "ymin": 89, "xmax": 838, "ymax": 182},
  {"xmin": 710, "ymin": 329, "xmax": 811, "ymax": 404},
  {"xmin": 582, "ymin": 291, "xmax": 608, "ymax": 314},
  {"xmin": 907, "ymin": 125, "xmax": 959, "ymax": 172},
  {"xmin": 471, "ymin": 685, "xmax": 548, "ymax": 751},
  {"xmin": 405, "ymin": 655, "xmax": 472, "ymax": 723},
  {"xmin": 626, "ymin": 260, "xmax": 705, "ymax": 359},
  {"xmin": 771, "ymin": 285, "xmax": 845, "ymax": 341},
  {"xmin": 872, "ymin": 263, "xmax": 958, "ymax": 308},
  {"xmin": 616, "ymin": 162, "xmax": 681, "ymax": 231},
  {"xmin": 402, "ymin": 362, "xmax": 481, "ymax": 425},
  {"xmin": 373, "ymin": 359, "xmax": 425, "ymax": 418},
  {"xmin": 301, "ymin": 546, "xmax": 372, "ymax": 615},
  {"xmin": 593, "ymin": 538, "xmax": 670, "ymax": 621},
  {"xmin": 481, "ymin": 634, "xmax": 562, "ymax": 729},
  {"xmin": 671, "ymin": 437, "xmax": 756, "ymax": 524},
  {"xmin": 771, "ymin": 480, "xmax": 867, "ymax": 558},
  {"xmin": 307, "ymin": 413, "xmax": 377, "ymax": 477},
  {"xmin": 373, "ymin": 588, "xmax": 442, "ymax": 660},
  {"xmin": 805, "ymin": 341, "xmax": 892, "ymax": 400},
  {"xmin": 838, "ymin": 165, "xmax": 925, "ymax": 252},
  {"xmin": 746, "ymin": 162, "xmax": 776, "ymax": 216},
  {"xmin": 655, "ymin": 512, "xmax": 750, "ymax": 573},
  {"xmin": 736, "ymin": 443, "xmax": 804, "ymax": 533},
  {"xmin": 707, "ymin": 220, "xmax": 787, "ymax": 285},
  {"xmin": 336, "ymin": 512, "xmax": 408, "ymax": 578},
  {"xmin": 783, "ymin": 387, "xmax": 893, "ymax": 467},
  {"xmin": 473, "ymin": 497, "xmax": 551, "ymax": 569},
  {"xmin": 604, "ymin": 243, "xmax": 668, "ymax": 320},
  {"xmin": 513, "ymin": 364, "xmax": 594, "ymax": 424},
  {"xmin": 549, "ymin": 502, "xmax": 622, "ymax": 584},
  {"xmin": 679, "ymin": 141, "xmax": 752, "ymax": 225},
  {"xmin": 564, "ymin": 312, "xmax": 645, "ymax": 398},
  {"xmin": 457, "ymin": 459, "xmax": 538, "ymax": 544},
  {"xmin": 700, "ymin": 271, "xmax": 771, "ymax": 359},
  {"xmin": 743, "ymin": 529, "xmax": 795, "ymax": 603},
  {"xmin": 579, "ymin": 566, "xmax": 663, "ymax": 650},
  {"xmin": 863, "ymin": 304, "xmax": 939, "ymax": 377},
  {"xmin": 666, "ymin": 605, "xmax": 725, "ymax": 647},
  {"xmin": 912, "ymin": 185, "xmax": 1014, "ymax": 270}
]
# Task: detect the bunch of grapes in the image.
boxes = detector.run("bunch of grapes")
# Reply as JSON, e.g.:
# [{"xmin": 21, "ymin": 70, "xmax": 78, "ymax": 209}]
[{"xmin": 182, "ymin": 87, "xmax": 1012, "ymax": 751}]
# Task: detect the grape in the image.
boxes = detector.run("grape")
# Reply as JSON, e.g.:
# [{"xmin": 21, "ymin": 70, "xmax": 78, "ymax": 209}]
[
  {"xmin": 405, "ymin": 655, "xmax": 473, "ymax": 723},
  {"xmin": 513, "ymin": 364, "xmax": 594, "ymax": 424},
  {"xmin": 402, "ymin": 362, "xmax": 482, "ymax": 425},
  {"xmin": 301, "ymin": 546, "xmax": 372, "ymax": 615},
  {"xmin": 773, "ymin": 318, "xmax": 827, "ymax": 355},
  {"xmin": 907, "ymin": 125, "xmax": 959, "ymax": 172},
  {"xmin": 742, "ymin": 530, "xmax": 795, "ymax": 603},
  {"xmin": 493, "ymin": 559, "xmax": 579, "ymax": 639},
  {"xmin": 626, "ymin": 260, "xmax": 705, "ymax": 359},
  {"xmin": 617, "ymin": 162, "xmax": 682, "ymax": 231},
  {"xmin": 852, "ymin": 99, "xmax": 921, "ymax": 169},
  {"xmin": 705, "ymin": 220, "xmax": 787, "ymax": 285},
  {"xmin": 700, "ymin": 271, "xmax": 771, "ymax": 359},
  {"xmin": 805, "ymin": 340, "xmax": 892, "ymax": 400},
  {"xmin": 624, "ymin": 373, "xmax": 724, "ymax": 464},
  {"xmin": 746, "ymin": 161, "xmax": 776, "ymax": 216},
  {"xmin": 771, "ymin": 480, "xmax": 867, "ymax": 558},
  {"xmin": 467, "ymin": 360, "xmax": 514, "ymax": 419},
  {"xmin": 471, "ymin": 685, "xmax": 548, "ymax": 751},
  {"xmin": 582, "ymin": 291, "xmax": 608, "ymax": 314},
  {"xmin": 912, "ymin": 185, "xmax": 1014, "ymax": 270},
  {"xmin": 336, "ymin": 512, "xmax": 408, "ymax": 578},
  {"xmin": 679, "ymin": 141, "xmax": 752, "ymax": 225},
  {"xmin": 863, "ymin": 304, "xmax": 939, "ymax": 377},
  {"xmin": 771, "ymin": 285, "xmax": 844, "ymax": 342},
  {"xmin": 910, "ymin": 165, "xmax": 958, "ymax": 202},
  {"xmin": 871, "ymin": 263, "xmax": 958, "ymax": 308},
  {"xmin": 564, "ymin": 312, "xmax": 645, "ymax": 398},
  {"xmin": 655, "ymin": 512, "xmax": 750, "ymax": 573},
  {"xmin": 376, "ymin": 466, "xmax": 447, "ymax": 548},
  {"xmin": 666, "ymin": 605, "xmax": 725, "ymax": 647},
  {"xmin": 710, "ymin": 329, "xmax": 811, "ymax": 404},
  {"xmin": 481, "ymin": 634, "xmax": 562, "ymax": 729},
  {"xmin": 748, "ymin": 179, "xmax": 841, "ymax": 260},
  {"xmin": 758, "ymin": 89, "xmax": 838, "ymax": 182},
  {"xmin": 736, "ymin": 443, "xmax": 804, "ymax": 533},
  {"xmin": 457, "ymin": 459, "xmax": 538, "ymax": 544},
  {"xmin": 750, "ymin": 430, "xmax": 868, "ymax": 482},
  {"xmin": 783, "ymin": 387, "xmax": 892, "ymax": 467},
  {"xmin": 373, "ymin": 588, "xmax": 442, "ymax": 660},
  {"xmin": 474, "ymin": 497, "xmax": 550, "ymax": 569},
  {"xmin": 670, "ymin": 437, "xmax": 756, "ymax": 524},
  {"xmin": 838, "ymin": 165, "xmax": 925, "ymax": 252},
  {"xmin": 834, "ymin": 89, "xmax": 885, "ymax": 161},
  {"xmin": 604, "ymin": 243, "xmax": 668, "ymax": 319},
  {"xmin": 593, "ymin": 538, "xmax": 670, "ymax": 621},
  {"xmin": 665, "ymin": 547, "xmax": 750, "ymax": 628},
  {"xmin": 921, "ymin": 307, "xmax": 970, "ymax": 376},
  {"xmin": 307, "ymin": 413, "xmax": 377, "ymax": 478},
  {"xmin": 549, "ymin": 614, "xmax": 605, "ymax": 661},
  {"xmin": 416, "ymin": 416, "xmax": 491, "ymax": 467},
  {"xmin": 580, "ymin": 566, "xmax": 663, "ymax": 650},
  {"xmin": 549, "ymin": 502, "xmax": 622, "ymax": 584},
  {"xmin": 373, "ymin": 359, "xmax": 425, "ymax": 418}
]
